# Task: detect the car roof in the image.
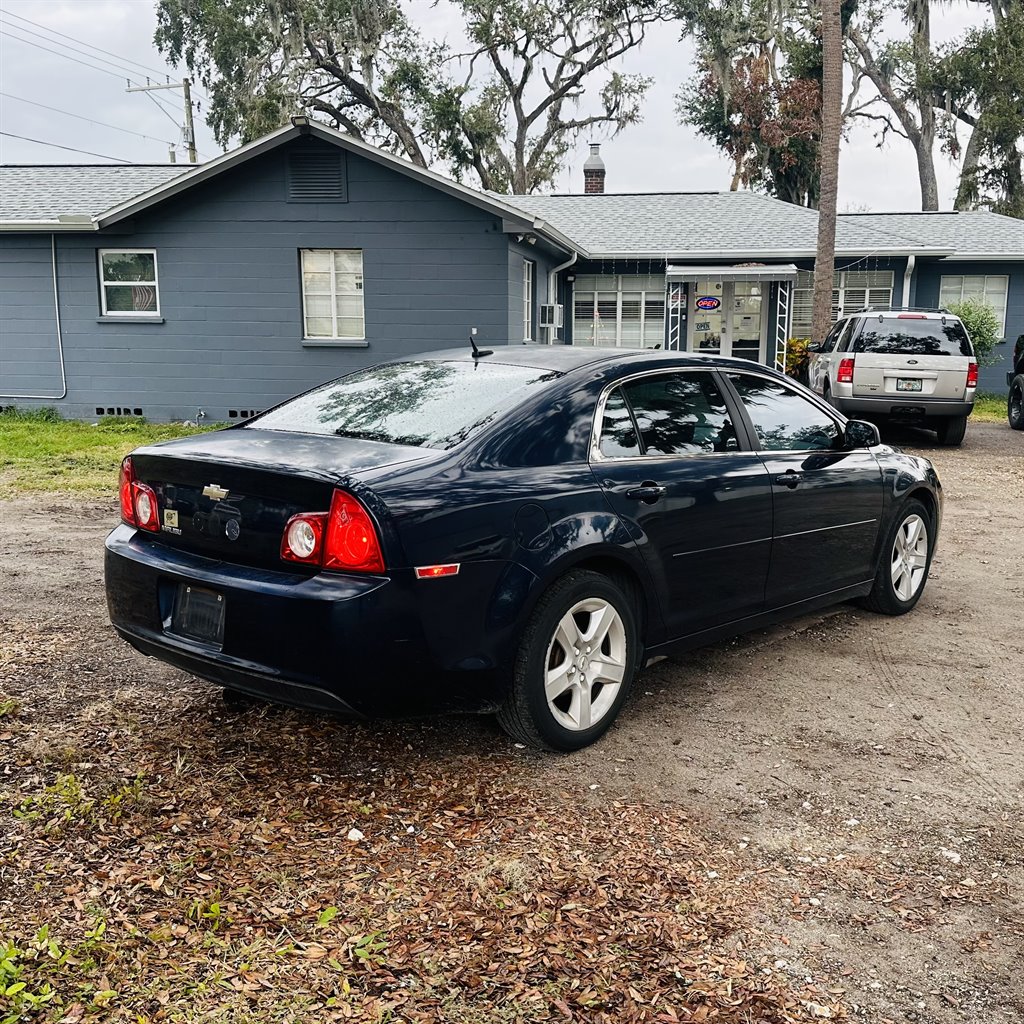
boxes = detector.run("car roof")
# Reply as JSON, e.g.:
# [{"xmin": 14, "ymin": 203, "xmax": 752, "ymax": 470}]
[
  {"xmin": 847, "ymin": 308, "xmax": 962, "ymax": 320},
  {"xmin": 405, "ymin": 345, "xmax": 788, "ymax": 377}
]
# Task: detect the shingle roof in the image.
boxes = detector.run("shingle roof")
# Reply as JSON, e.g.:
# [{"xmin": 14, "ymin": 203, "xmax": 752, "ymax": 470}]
[
  {"xmin": 839, "ymin": 211, "xmax": 1023, "ymax": 259},
  {"xmin": 0, "ymin": 164, "xmax": 196, "ymax": 223},
  {"xmin": 504, "ymin": 191, "xmax": 952, "ymax": 258}
]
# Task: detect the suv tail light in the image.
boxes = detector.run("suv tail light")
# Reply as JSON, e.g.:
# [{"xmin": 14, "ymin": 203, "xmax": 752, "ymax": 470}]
[
  {"xmin": 837, "ymin": 357, "xmax": 855, "ymax": 384},
  {"xmin": 118, "ymin": 457, "xmax": 160, "ymax": 532},
  {"xmin": 280, "ymin": 490, "xmax": 385, "ymax": 573},
  {"xmin": 967, "ymin": 361, "xmax": 978, "ymax": 389}
]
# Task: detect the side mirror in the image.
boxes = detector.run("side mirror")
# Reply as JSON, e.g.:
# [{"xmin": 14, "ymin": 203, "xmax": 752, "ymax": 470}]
[
  {"xmin": 844, "ymin": 419, "xmax": 880, "ymax": 449},
  {"xmin": 805, "ymin": 341, "xmax": 823, "ymax": 353}
]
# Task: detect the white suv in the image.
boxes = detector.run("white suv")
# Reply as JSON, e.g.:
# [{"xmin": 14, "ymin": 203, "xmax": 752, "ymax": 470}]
[{"xmin": 806, "ymin": 308, "xmax": 978, "ymax": 446}]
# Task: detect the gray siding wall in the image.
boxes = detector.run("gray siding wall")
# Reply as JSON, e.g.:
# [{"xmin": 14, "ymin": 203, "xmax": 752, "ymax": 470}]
[
  {"xmin": 0, "ymin": 234, "xmax": 65, "ymax": 397},
  {"xmin": 914, "ymin": 259, "xmax": 1024, "ymax": 393},
  {"xmin": 506, "ymin": 241, "xmax": 558, "ymax": 345},
  {"xmin": 1, "ymin": 137, "xmax": 520, "ymax": 421}
]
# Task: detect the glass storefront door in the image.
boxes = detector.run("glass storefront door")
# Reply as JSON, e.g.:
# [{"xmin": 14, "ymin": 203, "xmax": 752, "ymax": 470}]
[{"xmin": 688, "ymin": 280, "xmax": 767, "ymax": 362}]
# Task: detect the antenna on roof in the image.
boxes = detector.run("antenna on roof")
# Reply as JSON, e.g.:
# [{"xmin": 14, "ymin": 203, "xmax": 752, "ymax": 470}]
[{"xmin": 469, "ymin": 326, "xmax": 492, "ymax": 359}]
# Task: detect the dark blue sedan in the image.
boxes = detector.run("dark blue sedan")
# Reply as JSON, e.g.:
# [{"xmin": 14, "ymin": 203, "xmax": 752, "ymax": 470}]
[{"xmin": 105, "ymin": 347, "xmax": 942, "ymax": 750}]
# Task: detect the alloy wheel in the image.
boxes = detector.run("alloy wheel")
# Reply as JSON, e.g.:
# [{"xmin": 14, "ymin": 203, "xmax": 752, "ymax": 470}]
[
  {"xmin": 890, "ymin": 514, "xmax": 928, "ymax": 602},
  {"xmin": 544, "ymin": 598, "xmax": 627, "ymax": 732}
]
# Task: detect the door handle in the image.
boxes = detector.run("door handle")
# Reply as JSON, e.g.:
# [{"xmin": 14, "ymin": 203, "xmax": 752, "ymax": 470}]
[
  {"xmin": 775, "ymin": 471, "xmax": 803, "ymax": 489},
  {"xmin": 625, "ymin": 483, "xmax": 667, "ymax": 504}
]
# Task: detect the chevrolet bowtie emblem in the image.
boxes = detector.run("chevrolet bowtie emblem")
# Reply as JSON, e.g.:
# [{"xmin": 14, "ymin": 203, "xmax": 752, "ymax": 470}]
[{"xmin": 202, "ymin": 483, "xmax": 229, "ymax": 501}]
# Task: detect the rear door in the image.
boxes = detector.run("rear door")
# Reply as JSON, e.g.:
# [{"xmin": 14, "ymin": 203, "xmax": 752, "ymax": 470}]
[
  {"xmin": 591, "ymin": 369, "xmax": 773, "ymax": 640},
  {"xmin": 850, "ymin": 315, "xmax": 974, "ymax": 401},
  {"xmin": 808, "ymin": 318, "xmax": 849, "ymax": 394},
  {"xmin": 723, "ymin": 371, "xmax": 884, "ymax": 609}
]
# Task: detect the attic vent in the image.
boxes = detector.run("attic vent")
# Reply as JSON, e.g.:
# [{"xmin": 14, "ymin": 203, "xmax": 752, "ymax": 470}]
[{"xmin": 288, "ymin": 151, "xmax": 347, "ymax": 202}]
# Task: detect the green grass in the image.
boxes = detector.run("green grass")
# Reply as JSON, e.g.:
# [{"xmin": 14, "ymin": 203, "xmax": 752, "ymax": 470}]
[
  {"xmin": 972, "ymin": 392, "xmax": 1008, "ymax": 424},
  {"xmin": 0, "ymin": 408, "xmax": 215, "ymax": 497}
]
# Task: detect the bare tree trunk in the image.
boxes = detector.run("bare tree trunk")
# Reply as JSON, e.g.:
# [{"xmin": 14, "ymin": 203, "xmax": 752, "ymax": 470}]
[
  {"xmin": 812, "ymin": 0, "xmax": 843, "ymax": 346},
  {"xmin": 909, "ymin": 0, "xmax": 938, "ymax": 210},
  {"xmin": 954, "ymin": 118, "xmax": 984, "ymax": 210}
]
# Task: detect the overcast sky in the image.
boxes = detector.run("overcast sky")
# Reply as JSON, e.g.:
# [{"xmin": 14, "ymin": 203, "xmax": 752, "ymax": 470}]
[{"xmin": 0, "ymin": 0, "xmax": 989, "ymax": 210}]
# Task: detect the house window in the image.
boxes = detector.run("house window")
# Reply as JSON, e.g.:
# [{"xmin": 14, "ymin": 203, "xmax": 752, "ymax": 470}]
[
  {"xmin": 573, "ymin": 274, "xmax": 665, "ymax": 348},
  {"xmin": 938, "ymin": 275, "xmax": 1009, "ymax": 335},
  {"xmin": 301, "ymin": 249, "xmax": 364, "ymax": 340},
  {"xmin": 523, "ymin": 259, "xmax": 535, "ymax": 341},
  {"xmin": 791, "ymin": 270, "xmax": 894, "ymax": 336},
  {"xmin": 98, "ymin": 249, "xmax": 160, "ymax": 316}
]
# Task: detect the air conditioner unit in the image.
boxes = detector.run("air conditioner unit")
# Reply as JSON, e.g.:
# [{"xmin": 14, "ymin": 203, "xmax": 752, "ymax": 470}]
[{"xmin": 539, "ymin": 303, "xmax": 564, "ymax": 328}]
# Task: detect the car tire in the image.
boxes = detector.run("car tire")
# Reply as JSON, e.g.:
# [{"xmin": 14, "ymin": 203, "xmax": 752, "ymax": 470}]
[
  {"xmin": 860, "ymin": 499, "xmax": 933, "ymax": 616},
  {"xmin": 935, "ymin": 415, "xmax": 968, "ymax": 446},
  {"xmin": 823, "ymin": 381, "xmax": 835, "ymax": 408},
  {"xmin": 1009, "ymin": 375, "xmax": 1024, "ymax": 430},
  {"xmin": 497, "ymin": 569, "xmax": 641, "ymax": 751}
]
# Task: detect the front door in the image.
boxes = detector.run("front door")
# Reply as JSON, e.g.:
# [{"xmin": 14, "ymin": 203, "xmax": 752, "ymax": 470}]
[
  {"xmin": 688, "ymin": 279, "xmax": 768, "ymax": 362},
  {"xmin": 592, "ymin": 369, "xmax": 774, "ymax": 640}
]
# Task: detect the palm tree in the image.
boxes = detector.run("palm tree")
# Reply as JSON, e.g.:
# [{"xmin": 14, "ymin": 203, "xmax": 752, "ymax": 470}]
[{"xmin": 811, "ymin": 0, "xmax": 844, "ymax": 345}]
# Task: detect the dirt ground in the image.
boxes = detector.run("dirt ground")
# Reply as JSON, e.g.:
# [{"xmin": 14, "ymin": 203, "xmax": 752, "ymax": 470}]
[{"xmin": 1, "ymin": 421, "xmax": 1021, "ymax": 1022}]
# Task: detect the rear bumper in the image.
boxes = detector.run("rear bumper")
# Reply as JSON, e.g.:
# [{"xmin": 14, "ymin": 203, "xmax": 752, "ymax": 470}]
[
  {"xmin": 834, "ymin": 396, "xmax": 974, "ymax": 420},
  {"xmin": 105, "ymin": 525, "xmax": 530, "ymax": 715}
]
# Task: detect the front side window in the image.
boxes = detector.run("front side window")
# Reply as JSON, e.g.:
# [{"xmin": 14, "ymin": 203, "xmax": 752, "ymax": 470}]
[
  {"xmin": 938, "ymin": 275, "xmax": 1009, "ymax": 335},
  {"xmin": 598, "ymin": 372, "xmax": 739, "ymax": 457},
  {"xmin": 248, "ymin": 360, "xmax": 560, "ymax": 449},
  {"xmin": 728, "ymin": 374, "xmax": 840, "ymax": 451},
  {"xmin": 301, "ymin": 249, "xmax": 364, "ymax": 340},
  {"xmin": 821, "ymin": 319, "xmax": 846, "ymax": 353},
  {"xmin": 98, "ymin": 249, "xmax": 159, "ymax": 316},
  {"xmin": 523, "ymin": 259, "xmax": 535, "ymax": 341}
]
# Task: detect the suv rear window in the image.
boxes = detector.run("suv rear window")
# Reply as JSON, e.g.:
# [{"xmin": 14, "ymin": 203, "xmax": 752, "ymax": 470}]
[
  {"xmin": 853, "ymin": 317, "xmax": 973, "ymax": 357},
  {"xmin": 246, "ymin": 360, "xmax": 560, "ymax": 449}
]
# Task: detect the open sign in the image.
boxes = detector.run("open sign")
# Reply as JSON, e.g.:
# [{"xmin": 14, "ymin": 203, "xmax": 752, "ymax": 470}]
[{"xmin": 696, "ymin": 296, "xmax": 721, "ymax": 311}]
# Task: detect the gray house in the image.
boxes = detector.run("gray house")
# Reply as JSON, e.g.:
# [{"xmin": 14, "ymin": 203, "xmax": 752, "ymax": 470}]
[{"xmin": 2, "ymin": 119, "xmax": 1021, "ymax": 420}]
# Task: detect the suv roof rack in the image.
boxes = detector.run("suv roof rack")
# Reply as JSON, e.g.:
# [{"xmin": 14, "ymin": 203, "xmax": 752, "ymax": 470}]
[{"xmin": 854, "ymin": 305, "xmax": 954, "ymax": 315}]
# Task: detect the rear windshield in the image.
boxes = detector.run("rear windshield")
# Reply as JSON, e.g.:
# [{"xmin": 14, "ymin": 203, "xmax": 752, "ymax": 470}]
[
  {"xmin": 246, "ymin": 360, "xmax": 561, "ymax": 448},
  {"xmin": 853, "ymin": 317, "xmax": 973, "ymax": 357}
]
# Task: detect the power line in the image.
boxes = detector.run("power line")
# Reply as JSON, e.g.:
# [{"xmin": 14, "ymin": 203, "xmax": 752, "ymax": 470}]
[
  {"xmin": 0, "ymin": 91, "xmax": 176, "ymax": 146},
  {"xmin": 0, "ymin": 27, "xmax": 128, "ymax": 80},
  {"xmin": 0, "ymin": 8, "xmax": 210, "ymax": 104},
  {"xmin": 0, "ymin": 130, "xmax": 133, "ymax": 163},
  {"xmin": 0, "ymin": 17, "xmax": 167, "ymax": 83},
  {"xmin": 0, "ymin": 8, "xmax": 172, "ymax": 80}
]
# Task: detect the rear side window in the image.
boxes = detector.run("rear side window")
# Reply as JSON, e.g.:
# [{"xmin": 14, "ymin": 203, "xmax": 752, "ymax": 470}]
[
  {"xmin": 248, "ymin": 360, "xmax": 560, "ymax": 449},
  {"xmin": 603, "ymin": 372, "xmax": 739, "ymax": 457},
  {"xmin": 853, "ymin": 317, "xmax": 973, "ymax": 357}
]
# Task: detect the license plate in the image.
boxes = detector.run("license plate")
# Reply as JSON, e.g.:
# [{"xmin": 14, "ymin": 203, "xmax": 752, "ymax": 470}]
[
  {"xmin": 171, "ymin": 585, "xmax": 225, "ymax": 646},
  {"xmin": 896, "ymin": 378, "xmax": 922, "ymax": 392}
]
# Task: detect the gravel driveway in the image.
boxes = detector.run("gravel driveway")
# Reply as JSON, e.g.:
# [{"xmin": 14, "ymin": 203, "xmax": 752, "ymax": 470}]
[{"xmin": 1, "ymin": 421, "xmax": 1021, "ymax": 1022}]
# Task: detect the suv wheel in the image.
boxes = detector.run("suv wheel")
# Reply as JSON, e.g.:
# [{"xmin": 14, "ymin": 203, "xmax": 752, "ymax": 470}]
[
  {"xmin": 860, "ymin": 500, "xmax": 932, "ymax": 616},
  {"xmin": 1009, "ymin": 375, "xmax": 1024, "ymax": 431},
  {"xmin": 497, "ymin": 570, "xmax": 640, "ymax": 751},
  {"xmin": 935, "ymin": 415, "xmax": 968, "ymax": 446}
]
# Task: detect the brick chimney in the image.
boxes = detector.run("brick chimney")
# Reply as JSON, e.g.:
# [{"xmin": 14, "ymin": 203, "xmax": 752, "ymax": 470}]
[{"xmin": 583, "ymin": 143, "xmax": 606, "ymax": 194}]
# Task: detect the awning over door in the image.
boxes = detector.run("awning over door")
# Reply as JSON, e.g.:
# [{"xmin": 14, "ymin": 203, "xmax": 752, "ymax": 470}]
[{"xmin": 666, "ymin": 264, "xmax": 799, "ymax": 282}]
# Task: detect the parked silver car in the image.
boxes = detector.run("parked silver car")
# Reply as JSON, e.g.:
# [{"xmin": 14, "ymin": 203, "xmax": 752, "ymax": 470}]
[{"xmin": 806, "ymin": 308, "xmax": 978, "ymax": 446}]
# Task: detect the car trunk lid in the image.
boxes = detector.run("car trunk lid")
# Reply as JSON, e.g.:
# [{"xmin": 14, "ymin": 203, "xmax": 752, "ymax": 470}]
[{"xmin": 128, "ymin": 428, "xmax": 432, "ymax": 571}]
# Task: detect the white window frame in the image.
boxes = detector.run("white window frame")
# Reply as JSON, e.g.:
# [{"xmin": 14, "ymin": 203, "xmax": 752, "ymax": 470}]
[
  {"xmin": 523, "ymin": 259, "xmax": 535, "ymax": 341},
  {"xmin": 98, "ymin": 248, "xmax": 160, "ymax": 317},
  {"xmin": 791, "ymin": 270, "xmax": 894, "ymax": 336},
  {"xmin": 300, "ymin": 248, "xmax": 365, "ymax": 342},
  {"xmin": 572, "ymin": 274, "xmax": 666, "ymax": 348},
  {"xmin": 938, "ymin": 274, "xmax": 1009, "ymax": 335}
]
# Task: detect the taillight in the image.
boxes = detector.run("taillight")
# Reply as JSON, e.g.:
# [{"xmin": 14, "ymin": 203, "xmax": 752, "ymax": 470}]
[
  {"xmin": 281, "ymin": 512, "xmax": 327, "ymax": 565},
  {"xmin": 967, "ymin": 361, "xmax": 978, "ymax": 388},
  {"xmin": 280, "ymin": 490, "xmax": 385, "ymax": 573},
  {"xmin": 324, "ymin": 490, "xmax": 385, "ymax": 573},
  {"xmin": 119, "ymin": 457, "xmax": 136, "ymax": 526},
  {"xmin": 837, "ymin": 357, "xmax": 855, "ymax": 384},
  {"xmin": 132, "ymin": 481, "xmax": 160, "ymax": 532}
]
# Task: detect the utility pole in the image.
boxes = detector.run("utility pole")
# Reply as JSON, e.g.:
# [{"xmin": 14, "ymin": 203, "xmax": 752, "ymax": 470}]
[{"xmin": 125, "ymin": 79, "xmax": 198, "ymax": 164}]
